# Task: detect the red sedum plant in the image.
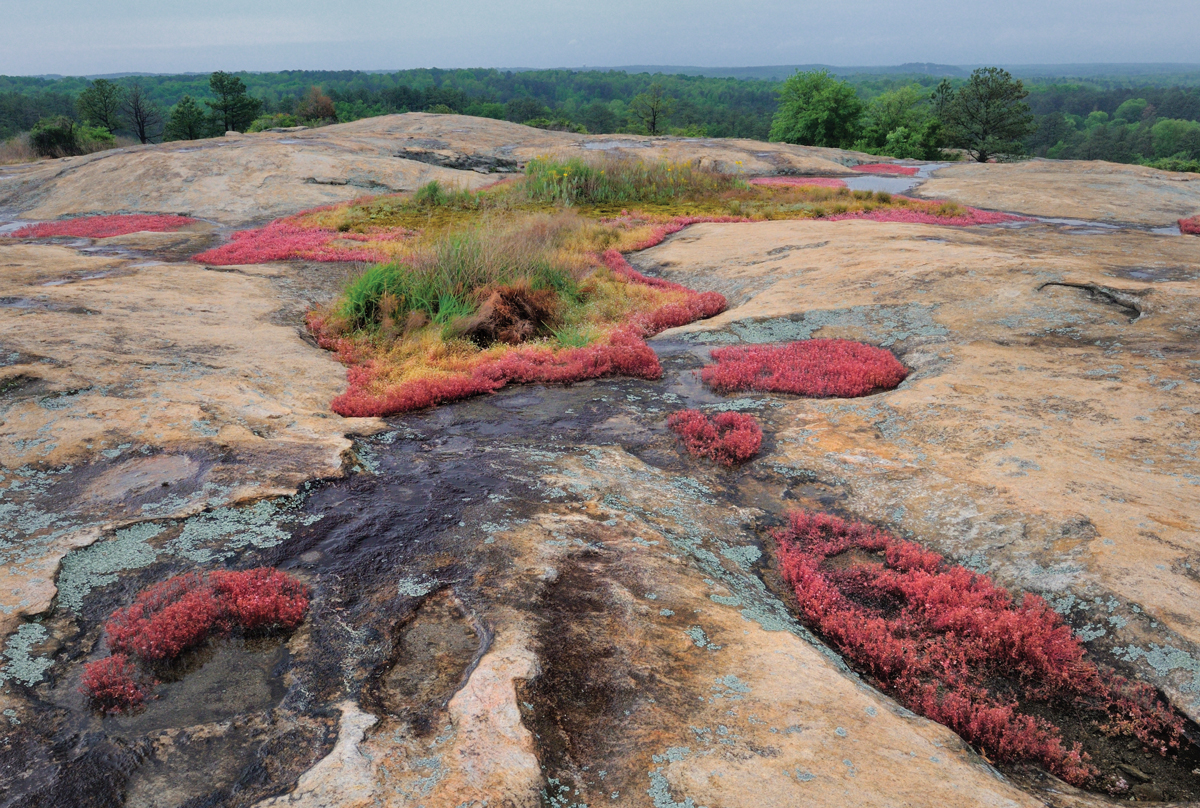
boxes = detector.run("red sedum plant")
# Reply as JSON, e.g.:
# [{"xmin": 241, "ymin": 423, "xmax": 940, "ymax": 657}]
[
  {"xmin": 851, "ymin": 163, "xmax": 919, "ymax": 176},
  {"xmin": 667, "ymin": 409, "xmax": 763, "ymax": 466},
  {"xmin": 9, "ymin": 214, "xmax": 197, "ymax": 239},
  {"xmin": 701, "ymin": 339, "xmax": 907, "ymax": 398},
  {"xmin": 1180, "ymin": 215, "xmax": 1200, "ymax": 236},
  {"xmin": 773, "ymin": 510, "xmax": 1185, "ymax": 787},
  {"xmin": 82, "ymin": 568, "xmax": 309, "ymax": 713},
  {"xmin": 748, "ymin": 177, "xmax": 847, "ymax": 189},
  {"xmin": 79, "ymin": 654, "xmax": 150, "ymax": 714}
]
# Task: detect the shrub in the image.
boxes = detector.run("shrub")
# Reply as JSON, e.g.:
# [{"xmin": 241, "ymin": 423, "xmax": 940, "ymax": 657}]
[
  {"xmin": 523, "ymin": 117, "xmax": 587, "ymax": 134},
  {"xmin": 701, "ymin": 339, "xmax": 908, "ymax": 398},
  {"xmin": 1181, "ymin": 215, "xmax": 1200, "ymax": 235},
  {"xmin": 29, "ymin": 117, "xmax": 81, "ymax": 158},
  {"xmin": 667, "ymin": 409, "xmax": 762, "ymax": 465},
  {"xmin": 9, "ymin": 214, "xmax": 197, "ymax": 240},
  {"xmin": 773, "ymin": 510, "xmax": 1185, "ymax": 786},
  {"xmin": 80, "ymin": 654, "xmax": 149, "ymax": 714},
  {"xmin": 27, "ymin": 117, "xmax": 114, "ymax": 158},
  {"xmin": 1144, "ymin": 158, "xmax": 1200, "ymax": 174},
  {"xmin": 81, "ymin": 568, "xmax": 309, "ymax": 713},
  {"xmin": 850, "ymin": 163, "xmax": 919, "ymax": 176},
  {"xmin": 247, "ymin": 113, "xmax": 300, "ymax": 132}
]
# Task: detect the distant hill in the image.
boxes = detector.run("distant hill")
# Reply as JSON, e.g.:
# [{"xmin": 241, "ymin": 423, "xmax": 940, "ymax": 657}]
[
  {"xmin": 507, "ymin": 63, "xmax": 1200, "ymax": 86},
  {"xmin": 509, "ymin": 64, "xmax": 970, "ymax": 81}
]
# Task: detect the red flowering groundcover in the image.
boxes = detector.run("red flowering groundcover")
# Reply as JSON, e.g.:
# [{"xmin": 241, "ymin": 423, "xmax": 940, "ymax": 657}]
[
  {"xmin": 10, "ymin": 215, "xmax": 197, "ymax": 239},
  {"xmin": 82, "ymin": 568, "xmax": 309, "ymax": 713},
  {"xmin": 667, "ymin": 409, "xmax": 762, "ymax": 465},
  {"xmin": 701, "ymin": 339, "xmax": 907, "ymax": 398},
  {"xmin": 192, "ymin": 219, "xmax": 398, "ymax": 265},
  {"xmin": 1180, "ymin": 215, "xmax": 1200, "ymax": 235},
  {"xmin": 774, "ymin": 510, "xmax": 1185, "ymax": 787},
  {"xmin": 748, "ymin": 177, "xmax": 848, "ymax": 189},
  {"xmin": 851, "ymin": 163, "xmax": 919, "ymax": 176}
]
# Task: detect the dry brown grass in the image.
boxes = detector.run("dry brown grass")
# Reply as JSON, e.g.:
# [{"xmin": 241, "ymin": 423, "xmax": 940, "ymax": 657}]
[{"xmin": 0, "ymin": 134, "xmax": 38, "ymax": 165}]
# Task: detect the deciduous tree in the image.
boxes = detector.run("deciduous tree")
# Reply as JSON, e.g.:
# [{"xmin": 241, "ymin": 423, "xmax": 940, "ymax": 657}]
[
  {"xmin": 122, "ymin": 83, "xmax": 163, "ymax": 144},
  {"xmin": 295, "ymin": 86, "xmax": 336, "ymax": 122},
  {"xmin": 769, "ymin": 70, "xmax": 863, "ymax": 148},
  {"xmin": 629, "ymin": 84, "xmax": 674, "ymax": 135}
]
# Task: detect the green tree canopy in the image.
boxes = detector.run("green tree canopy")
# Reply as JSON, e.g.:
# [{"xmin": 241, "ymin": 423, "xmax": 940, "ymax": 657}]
[
  {"xmin": 164, "ymin": 95, "xmax": 208, "ymax": 141},
  {"xmin": 206, "ymin": 71, "xmax": 262, "ymax": 133},
  {"xmin": 769, "ymin": 70, "xmax": 863, "ymax": 148},
  {"xmin": 504, "ymin": 97, "xmax": 549, "ymax": 123},
  {"xmin": 860, "ymin": 85, "xmax": 929, "ymax": 146},
  {"xmin": 941, "ymin": 67, "xmax": 1036, "ymax": 162},
  {"xmin": 77, "ymin": 79, "xmax": 126, "ymax": 134}
]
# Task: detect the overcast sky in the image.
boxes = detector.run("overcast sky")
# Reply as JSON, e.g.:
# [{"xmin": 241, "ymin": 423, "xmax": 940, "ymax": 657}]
[{"xmin": 6, "ymin": 0, "xmax": 1200, "ymax": 77}]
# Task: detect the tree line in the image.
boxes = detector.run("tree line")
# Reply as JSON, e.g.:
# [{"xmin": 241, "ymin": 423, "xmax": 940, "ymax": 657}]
[{"xmin": 3, "ymin": 67, "xmax": 1199, "ymax": 170}]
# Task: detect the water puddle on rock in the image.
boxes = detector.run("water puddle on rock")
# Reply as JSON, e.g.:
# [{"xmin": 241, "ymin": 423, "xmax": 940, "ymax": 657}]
[
  {"xmin": 107, "ymin": 637, "xmax": 289, "ymax": 737},
  {"xmin": 843, "ymin": 175, "xmax": 922, "ymax": 194}
]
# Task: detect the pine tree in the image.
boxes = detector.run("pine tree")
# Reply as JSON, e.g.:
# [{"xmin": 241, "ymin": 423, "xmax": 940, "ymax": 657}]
[
  {"xmin": 164, "ymin": 95, "xmax": 208, "ymax": 142},
  {"xmin": 206, "ymin": 72, "xmax": 262, "ymax": 133}
]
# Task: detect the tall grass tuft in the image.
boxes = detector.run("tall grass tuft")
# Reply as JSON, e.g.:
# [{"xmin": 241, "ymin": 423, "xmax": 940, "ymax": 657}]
[
  {"xmin": 524, "ymin": 154, "xmax": 740, "ymax": 206},
  {"xmin": 339, "ymin": 215, "xmax": 583, "ymax": 331},
  {"xmin": 0, "ymin": 134, "xmax": 37, "ymax": 165}
]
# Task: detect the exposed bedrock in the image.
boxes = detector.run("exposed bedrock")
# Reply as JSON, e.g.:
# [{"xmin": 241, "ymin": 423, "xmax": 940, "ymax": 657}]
[{"xmin": 1, "ymin": 118, "xmax": 1200, "ymax": 807}]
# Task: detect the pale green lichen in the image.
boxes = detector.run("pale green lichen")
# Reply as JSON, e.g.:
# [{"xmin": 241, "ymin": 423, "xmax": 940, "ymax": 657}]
[
  {"xmin": 1118, "ymin": 644, "xmax": 1200, "ymax": 692},
  {"xmin": 0, "ymin": 623, "xmax": 54, "ymax": 687},
  {"xmin": 397, "ymin": 576, "xmax": 436, "ymax": 598},
  {"xmin": 56, "ymin": 522, "xmax": 162, "ymax": 612},
  {"xmin": 167, "ymin": 496, "xmax": 319, "ymax": 562},
  {"xmin": 719, "ymin": 545, "xmax": 761, "ymax": 570}
]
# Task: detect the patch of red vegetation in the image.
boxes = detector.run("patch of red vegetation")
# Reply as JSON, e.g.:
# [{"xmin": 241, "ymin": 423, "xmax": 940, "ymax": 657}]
[
  {"xmin": 825, "ymin": 201, "xmax": 1025, "ymax": 227},
  {"xmin": 192, "ymin": 219, "xmax": 398, "ymax": 265},
  {"xmin": 773, "ymin": 510, "xmax": 1185, "ymax": 787},
  {"xmin": 599, "ymin": 249, "xmax": 727, "ymax": 331},
  {"xmin": 701, "ymin": 339, "xmax": 908, "ymax": 398},
  {"xmin": 82, "ymin": 568, "xmax": 309, "ymax": 713},
  {"xmin": 1180, "ymin": 215, "xmax": 1200, "ymax": 236},
  {"xmin": 851, "ymin": 163, "xmax": 919, "ymax": 176},
  {"xmin": 749, "ymin": 177, "xmax": 848, "ymax": 189},
  {"xmin": 79, "ymin": 654, "xmax": 150, "ymax": 713},
  {"xmin": 667, "ymin": 409, "xmax": 762, "ymax": 465},
  {"xmin": 9, "ymin": 215, "xmax": 197, "ymax": 240},
  {"xmin": 322, "ymin": 324, "xmax": 666, "ymax": 416},
  {"xmin": 310, "ymin": 245, "xmax": 727, "ymax": 417}
]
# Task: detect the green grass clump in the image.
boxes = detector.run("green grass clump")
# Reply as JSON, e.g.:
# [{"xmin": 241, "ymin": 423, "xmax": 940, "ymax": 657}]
[
  {"xmin": 524, "ymin": 154, "xmax": 741, "ymax": 206},
  {"xmin": 339, "ymin": 216, "xmax": 582, "ymax": 332}
]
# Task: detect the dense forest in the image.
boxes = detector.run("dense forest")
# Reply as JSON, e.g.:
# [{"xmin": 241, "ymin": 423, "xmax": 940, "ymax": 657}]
[{"xmin": 2, "ymin": 67, "xmax": 1199, "ymax": 170}]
